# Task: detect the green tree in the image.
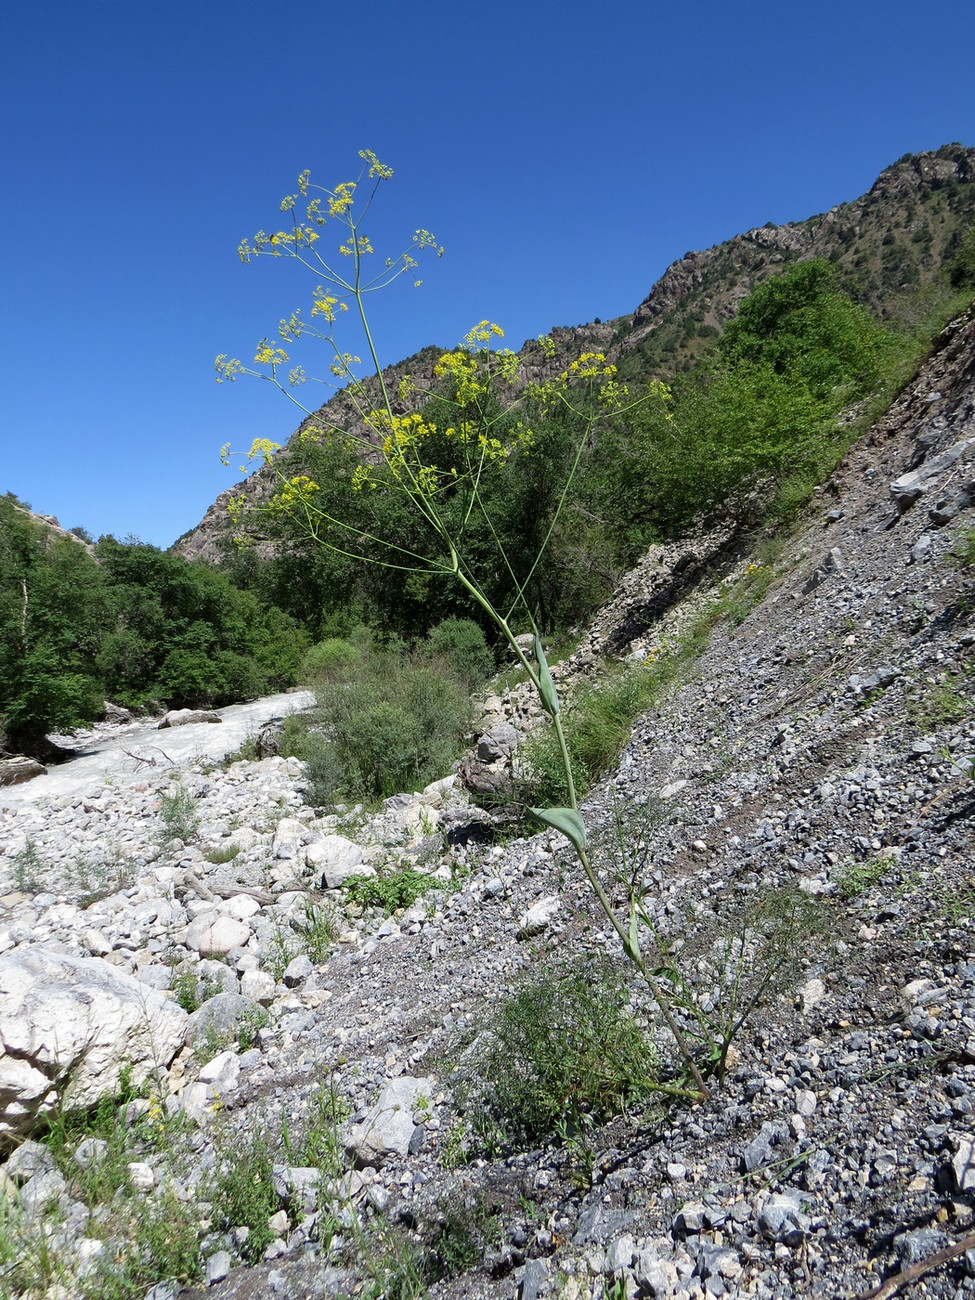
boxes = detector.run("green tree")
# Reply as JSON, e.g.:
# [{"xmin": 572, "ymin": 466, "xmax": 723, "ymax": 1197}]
[
  {"xmin": 718, "ymin": 258, "xmax": 890, "ymax": 399},
  {"xmin": 0, "ymin": 498, "xmax": 108, "ymax": 755}
]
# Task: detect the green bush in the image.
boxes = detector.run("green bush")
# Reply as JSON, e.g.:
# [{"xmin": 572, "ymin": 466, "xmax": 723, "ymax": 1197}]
[
  {"xmin": 156, "ymin": 784, "xmax": 199, "ymax": 845},
  {"xmin": 345, "ymin": 867, "xmax": 442, "ymax": 913},
  {"xmin": 301, "ymin": 636, "xmax": 360, "ymax": 681},
  {"xmin": 450, "ymin": 955, "xmax": 658, "ymax": 1154},
  {"xmin": 291, "ymin": 644, "xmax": 471, "ymax": 805},
  {"xmin": 213, "ymin": 1141, "xmax": 278, "ymax": 1263},
  {"xmin": 425, "ymin": 617, "xmax": 495, "ymax": 688}
]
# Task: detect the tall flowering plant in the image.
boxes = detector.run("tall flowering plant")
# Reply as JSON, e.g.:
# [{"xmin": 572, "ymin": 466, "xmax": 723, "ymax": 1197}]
[{"xmin": 217, "ymin": 152, "xmax": 704, "ymax": 1098}]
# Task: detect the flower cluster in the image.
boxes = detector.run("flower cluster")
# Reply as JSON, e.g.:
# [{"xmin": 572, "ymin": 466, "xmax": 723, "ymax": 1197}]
[
  {"xmin": 433, "ymin": 350, "xmax": 487, "ymax": 404},
  {"xmin": 560, "ymin": 351, "xmax": 617, "ymax": 383},
  {"xmin": 268, "ymin": 475, "xmax": 322, "ymax": 514}
]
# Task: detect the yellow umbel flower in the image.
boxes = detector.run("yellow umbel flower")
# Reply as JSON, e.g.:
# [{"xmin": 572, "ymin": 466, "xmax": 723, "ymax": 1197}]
[{"xmin": 253, "ymin": 342, "xmax": 289, "ymax": 367}]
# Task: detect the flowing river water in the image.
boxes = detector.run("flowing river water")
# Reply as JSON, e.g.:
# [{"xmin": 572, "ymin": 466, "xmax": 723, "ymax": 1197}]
[{"xmin": 0, "ymin": 691, "xmax": 316, "ymax": 809}]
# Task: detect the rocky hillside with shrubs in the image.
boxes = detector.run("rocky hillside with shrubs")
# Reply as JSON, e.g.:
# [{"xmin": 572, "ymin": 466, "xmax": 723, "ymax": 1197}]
[
  {"xmin": 2, "ymin": 282, "xmax": 975, "ymax": 1300},
  {"xmin": 174, "ymin": 144, "xmax": 975, "ymax": 569}
]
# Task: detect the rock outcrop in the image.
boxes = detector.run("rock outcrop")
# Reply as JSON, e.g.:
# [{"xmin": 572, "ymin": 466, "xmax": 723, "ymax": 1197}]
[{"xmin": 0, "ymin": 948, "xmax": 186, "ymax": 1139}]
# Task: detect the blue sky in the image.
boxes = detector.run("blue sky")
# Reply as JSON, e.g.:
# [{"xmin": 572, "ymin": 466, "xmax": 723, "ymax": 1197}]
[{"xmin": 3, "ymin": 0, "xmax": 975, "ymax": 547}]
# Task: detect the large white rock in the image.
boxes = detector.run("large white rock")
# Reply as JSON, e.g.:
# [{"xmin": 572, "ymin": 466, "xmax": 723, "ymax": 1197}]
[
  {"xmin": 305, "ymin": 835, "xmax": 371, "ymax": 889},
  {"xmin": 216, "ymin": 894, "xmax": 261, "ymax": 921},
  {"xmin": 183, "ymin": 913, "xmax": 251, "ymax": 956},
  {"xmin": 0, "ymin": 947, "xmax": 187, "ymax": 1139},
  {"xmin": 271, "ymin": 817, "xmax": 308, "ymax": 861},
  {"xmin": 157, "ymin": 709, "xmax": 222, "ymax": 729}
]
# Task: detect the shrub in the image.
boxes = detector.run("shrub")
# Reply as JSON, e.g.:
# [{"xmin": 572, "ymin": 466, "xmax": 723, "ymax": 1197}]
[
  {"xmin": 156, "ymin": 783, "xmax": 199, "ymax": 844},
  {"xmin": 301, "ymin": 636, "xmax": 360, "ymax": 681},
  {"xmin": 425, "ymin": 618, "xmax": 495, "ymax": 688},
  {"xmin": 291, "ymin": 645, "xmax": 471, "ymax": 805},
  {"xmin": 450, "ymin": 954, "xmax": 658, "ymax": 1154}
]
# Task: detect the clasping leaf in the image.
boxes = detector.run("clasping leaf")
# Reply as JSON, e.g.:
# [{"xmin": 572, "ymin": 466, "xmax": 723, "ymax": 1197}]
[
  {"xmin": 528, "ymin": 806, "xmax": 586, "ymax": 856},
  {"xmin": 533, "ymin": 633, "xmax": 560, "ymax": 716}
]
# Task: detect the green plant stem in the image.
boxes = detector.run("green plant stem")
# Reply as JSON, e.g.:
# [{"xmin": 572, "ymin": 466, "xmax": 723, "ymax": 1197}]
[{"xmin": 454, "ymin": 563, "xmax": 706, "ymax": 1099}]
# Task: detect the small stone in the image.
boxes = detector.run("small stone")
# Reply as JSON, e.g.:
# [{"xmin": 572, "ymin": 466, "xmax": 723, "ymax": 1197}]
[
  {"xmin": 6, "ymin": 1140, "xmax": 56, "ymax": 1182},
  {"xmin": 799, "ymin": 978, "xmax": 827, "ymax": 1013},
  {"xmin": 283, "ymin": 954, "xmax": 313, "ymax": 986},
  {"xmin": 757, "ymin": 1191, "xmax": 807, "ymax": 1245},
  {"xmin": 894, "ymin": 1228, "xmax": 948, "ymax": 1266},
  {"xmin": 205, "ymin": 1249, "xmax": 231, "ymax": 1284},
  {"xmin": 198, "ymin": 1049, "xmax": 241, "ymax": 1096},
  {"xmin": 240, "ymin": 969, "xmax": 276, "ymax": 1004},
  {"xmin": 74, "ymin": 1138, "xmax": 109, "ymax": 1169},
  {"xmin": 517, "ymin": 896, "xmax": 560, "ymax": 937},
  {"xmin": 674, "ymin": 1200, "xmax": 708, "ymax": 1234},
  {"xmin": 126, "ymin": 1161, "xmax": 156, "ymax": 1191},
  {"xmin": 184, "ymin": 913, "xmax": 250, "ymax": 958},
  {"xmin": 953, "ymin": 1132, "xmax": 975, "ymax": 1190},
  {"xmin": 268, "ymin": 1209, "xmax": 290, "ymax": 1234},
  {"xmin": 606, "ymin": 1234, "xmax": 635, "ymax": 1272},
  {"xmin": 795, "ymin": 1089, "xmax": 817, "ymax": 1117}
]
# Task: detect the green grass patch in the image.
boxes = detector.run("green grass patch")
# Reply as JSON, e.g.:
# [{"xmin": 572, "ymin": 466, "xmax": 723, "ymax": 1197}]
[
  {"xmin": 522, "ymin": 634, "xmax": 705, "ymax": 806},
  {"xmin": 833, "ymin": 855, "xmax": 890, "ymax": 899}
]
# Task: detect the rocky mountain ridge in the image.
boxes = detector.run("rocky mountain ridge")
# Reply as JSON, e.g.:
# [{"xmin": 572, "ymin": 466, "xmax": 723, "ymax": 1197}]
[{"xmin": 2, "ymin": 300, "xmax": 975, "ymax": 1298}]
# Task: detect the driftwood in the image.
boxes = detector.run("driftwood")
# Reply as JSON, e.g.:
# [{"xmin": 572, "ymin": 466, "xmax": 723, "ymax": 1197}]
[
  {"xmin": 176, "ymin": 871, "xmax": 319, "ymax": 908},
  {"xmin": 857, "ymin": 1230, "xmax": 975, "ymax": 1299},
  {"xmin": 181, "ymin": 872, "xmax": 276, "ymax": 907},
  {"xmin": 122, "ymin": 748, "xmax": 174, "ymax": 769}
]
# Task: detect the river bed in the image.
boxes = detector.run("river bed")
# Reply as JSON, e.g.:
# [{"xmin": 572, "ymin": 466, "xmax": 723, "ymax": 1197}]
[{"xmin": 0, "ymin": 691, "xmax": 316, "ymax": 808}]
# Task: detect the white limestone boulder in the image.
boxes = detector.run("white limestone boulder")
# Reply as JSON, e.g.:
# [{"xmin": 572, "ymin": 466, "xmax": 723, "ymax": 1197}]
[
  {"xmin": 0, "ymin": 947, "xmax": 187, "ymax": 1139},
  {"xmin": 305, "ymin": 835, "xmax": 372, "ymax": 889},
  {"xmin": 157, "ymin": 709, "xmax": 222, "ymax": 729},
  {"xmin": 183, "ymin": 912, "xmax": 251, "ymax": 957}
]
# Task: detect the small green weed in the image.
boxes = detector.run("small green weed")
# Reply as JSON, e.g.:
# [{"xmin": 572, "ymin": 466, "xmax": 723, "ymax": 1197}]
[
  {"xmin": 952, "ymin": 526, "xmax": 975, "ymax": 568},
  {"xmin": 171, "ymin": 969, "xmax": 200, "ymax": 1013},
  {"xmin": 908, "ymin": 674, "xmax": 969, "ymax": 730},
  {"xmin": 11, "ymin": 838, "xmax": 46, "ymax": 893},
  {"xmin": 646, "ymin": 883, "xmax": 831, "ymax": 1080},
  {"xmin": 213, "ymin": 1139, "xmax": 278, "ymax": 1263},
  {"xmin": 82, "ymin": 1189, "xmax": 203, "ymax": 1297},
  {"xmin": 421, "ymin": 1194, "xmax": 502, "ymax": 1283},
  {"xmin": 294, "ymin": 897, "xmax": 338, "ymax": 962},
  {"xmin": 344, "ymin": 867, "xmax": 441, "ymax": 914},
  {"xmin": 156, "ymin": 784, "xmax": 199, "ymax": 845},
  {"xmin": 203, "ymin": 843, "xmax": 241, "ymax": 864},
  {"xmin": 833, "ymin": 855, "xmax": 889, "ymax": 899},
  {"xmin": 265, "ymin": 920, "xmax": 299, "ymax": 982},
  {"xmin": 236, "ymin": 1003, "xmax": 269, "ymax": 1052},
  {"xmin": 222, "ymin": 735, "xmax": 259, "ymax": 765}
]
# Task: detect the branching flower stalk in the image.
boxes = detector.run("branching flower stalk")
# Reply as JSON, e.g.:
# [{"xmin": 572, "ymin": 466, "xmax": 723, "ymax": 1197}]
[{"xmin": 217, "ymin": 152, "xmax": 705, "ymax": 1100}]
